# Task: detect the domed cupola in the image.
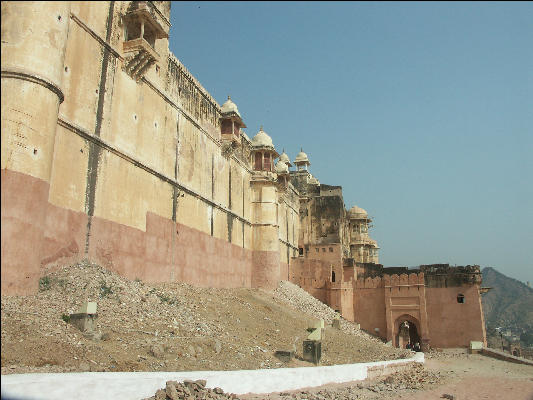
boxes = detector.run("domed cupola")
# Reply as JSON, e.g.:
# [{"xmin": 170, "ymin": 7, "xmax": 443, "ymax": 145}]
[
  {"xmin": 220, "ymin": 96, "xmax": 246, "ymax": 145},
  {"xmin": 279, "ymin": 149, "xmax": 292, "ymax": 168},
  {"xmin": 348, "ymin": 205, "xmax": 369, "ymax": 221},
  {"xmin": 275, "ymin": 160, "xmax": 289, "ymax": 175},
  {"xmin": 294, "ymin": 148, "xmax": 310, "ymax": 171},
  {"xmin": 251, "ymin": 126, "xmax": 279, "ymax": 172},
  {"xmin": 275, "ymin": 159, "xmax": 290, "ymax": 187}
]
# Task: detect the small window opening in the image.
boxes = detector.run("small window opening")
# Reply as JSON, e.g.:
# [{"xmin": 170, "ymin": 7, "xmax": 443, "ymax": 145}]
[
  {"xmin": 298, "ymin": 247, "xmax": 304, "ymax": 256},
  {"xmin": 254, "ymin": 152, "xmax": 262, "ymax": 170},
  {"xmin": 322, "ymin": 248, "xmax": 326, "ymax": 252},
  {"xmin": 221, "ymin": 120, "xmax": 232, "ymax": 135},
  {"xmin": 329, "ymin": 247, "xmax": 333, "ymax": 252},
  {"xmin": 315, "ymin": 248, "xmax": 319, "ymax": 253},
  {"xmin": 332, "ymin": 271, "xmax": 336, "ymax": 282},
  {"xmin": 264, "ymin": 153, "xmax": 271, "ymax": 171},
  {"xmin": 457, "ymin": 294, "xmax": 465, "ymax": 304}
]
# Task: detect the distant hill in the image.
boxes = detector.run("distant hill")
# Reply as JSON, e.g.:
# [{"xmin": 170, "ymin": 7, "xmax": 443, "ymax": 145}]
[{"xmin": 482, "ymin": 267, "xmax": 533, "ymax": 347}]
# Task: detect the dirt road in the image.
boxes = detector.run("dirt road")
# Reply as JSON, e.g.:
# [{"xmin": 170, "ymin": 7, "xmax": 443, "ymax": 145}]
[{"xmin": 241, "ymin": 349, "xmax": 533, "ymax": 400}]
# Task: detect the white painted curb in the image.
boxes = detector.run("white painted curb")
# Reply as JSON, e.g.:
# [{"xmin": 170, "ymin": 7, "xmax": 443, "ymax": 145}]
[{"xmin": 1, "ymin": 352, "xmax": 423, "ymax": 399}]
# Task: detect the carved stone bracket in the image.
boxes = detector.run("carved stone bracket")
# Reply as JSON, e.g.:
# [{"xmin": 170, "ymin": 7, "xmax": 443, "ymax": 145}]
[
  {"xmin": 221, "ymin": 141, "xmax": 238, "ymax": 159},
  {"xmin": 122, "ymin": 38, "xmax": 159, "ymax": 81}
]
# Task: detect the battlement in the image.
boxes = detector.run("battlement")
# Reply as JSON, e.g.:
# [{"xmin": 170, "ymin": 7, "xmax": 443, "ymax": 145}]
[
  {"xmin": 355, "ymin": 273, "xmax": 424, "ymax": 289},
  {"xmin": 420, "ymin": 264, "xmax": 482, "ymax": 288},
  {"xmin": 355, "ymin": 264, "xmax": 483, "ymax": 289}
]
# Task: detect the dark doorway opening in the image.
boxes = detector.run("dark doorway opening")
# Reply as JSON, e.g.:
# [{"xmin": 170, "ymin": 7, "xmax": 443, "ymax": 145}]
[{"xmin": 397, "ymin": 320, "xmax": 421, "ymax": 350}]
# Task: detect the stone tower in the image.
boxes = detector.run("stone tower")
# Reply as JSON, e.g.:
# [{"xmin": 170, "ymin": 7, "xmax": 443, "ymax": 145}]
[
  {"xmin": 250, "ymin": 127, "xmax": 281, "ymax": 289},
  {"xmin": 1, "ymin": 1, "xmax": 72, "ymax": 294}
]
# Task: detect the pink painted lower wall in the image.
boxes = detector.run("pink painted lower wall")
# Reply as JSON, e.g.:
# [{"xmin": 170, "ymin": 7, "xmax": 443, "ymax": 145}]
[
  {"xmin": 338, "ymin": 287, "xmax": 355, "ymax": 321},
  {"xmin": 251, "ymin": 250, "xmax": 280, "ymax": 289},
  {"xmin": 354, "ymin": 288, "xmax": 387, "ymax": 339},
  {"xmin": 279, "ymin": 262, "xmax": 289, "ymax": 282},
  {"xmin": 425, "ymin": 286, "xmax": 486, "ymax": 348},
  {"xmin": 40, "ymin": 202, "xmax": 88, "ymax": 274},
  {"xmin": 289, "ymin": 258, "xmax": 331, "ymax": 303},
  {"xmin": 1, "ymin": 170, "xmax": 49, "ymax": 295},
  {"xmin": 88, "ymin": 212, "xmax": 253, "ymax": 288},
  {"xmin": 1, "ymin": 169, "xmax": 262, "ymax": 294}
]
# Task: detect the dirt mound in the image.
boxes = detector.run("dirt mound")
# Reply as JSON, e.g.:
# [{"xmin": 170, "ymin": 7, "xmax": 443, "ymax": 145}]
[{"xmin": 1, "ymin": 262, "xmax": 409, "ymax": 374}]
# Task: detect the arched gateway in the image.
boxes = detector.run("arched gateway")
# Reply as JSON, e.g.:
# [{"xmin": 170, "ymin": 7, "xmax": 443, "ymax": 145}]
[{"xmin": 393, "ymin": 314, "xmax": 421, "ymax": 349}]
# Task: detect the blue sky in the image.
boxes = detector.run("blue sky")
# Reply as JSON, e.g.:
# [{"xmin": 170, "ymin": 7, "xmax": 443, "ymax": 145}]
[{"xmin": 169, "ymin": 2, "xmax": 533, "ymax": 284}]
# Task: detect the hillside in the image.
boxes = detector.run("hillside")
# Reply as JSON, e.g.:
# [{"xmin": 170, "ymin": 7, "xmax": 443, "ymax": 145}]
[
  {"xmin": 1, "ymin": 262, "xmax": 408, "ymax": 375},
  {"xmin": 482, "ymin": 267, "xmax": 533, "ymax": 346}
]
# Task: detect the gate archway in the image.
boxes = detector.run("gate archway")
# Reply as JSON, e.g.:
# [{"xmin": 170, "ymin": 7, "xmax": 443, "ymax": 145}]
[{"xmin": 394, "ymin": 314, "xmax": 421, "ymax": 349}]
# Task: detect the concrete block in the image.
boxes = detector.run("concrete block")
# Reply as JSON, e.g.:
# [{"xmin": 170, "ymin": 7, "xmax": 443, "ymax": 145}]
[
  {"xmin": 470, "ymin": 341, "xmax": 483, "ymax": 351},
  {"xmin": 307, "ymin": 328, "xmax": 321, "ymax": 341},
  {"xmin": 78, "ymin": 302, "xmax": 97, "ymax": 314}
]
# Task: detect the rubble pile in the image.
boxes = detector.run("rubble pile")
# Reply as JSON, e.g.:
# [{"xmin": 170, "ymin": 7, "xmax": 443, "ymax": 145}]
[
  {"xmin": 1, "ymin": 260, "xmax": 219, "ymax": 342},
  {"xmin": 244, "ymin": 364, "xmax": 446, "ymax": 400},
  {"xmin": 143, "ymin": 379, "xmax": 240, "ymax": 400},
  {"xmin": 273, "ymin": 281, "xmax": 339, "ymax": 325},
  {"xmin": 364, "ymin": 363, "xmax": 445, "ymax": 392},
  {"xmin": 2, "ymin": 262, "xmax": 409, "ymax": 374}
]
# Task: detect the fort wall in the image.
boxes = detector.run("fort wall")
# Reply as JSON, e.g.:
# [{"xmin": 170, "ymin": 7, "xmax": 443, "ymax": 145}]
[
  {"xmin": 1, "ymin": 1, "xmax": 298, "ymax": 294},
  {"xmin": 425, "ymin": 285, "xmax": 487, "ymax": 347},
  {"xmin": 353, "ymin": 269, "xmax": 486, "ymax": 348}
]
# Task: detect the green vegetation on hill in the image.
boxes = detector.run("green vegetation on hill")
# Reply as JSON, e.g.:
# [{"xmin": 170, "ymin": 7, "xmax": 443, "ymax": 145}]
[{"xmin": 482, "ymin": 267, "xmax": 533, "ymax": 347}]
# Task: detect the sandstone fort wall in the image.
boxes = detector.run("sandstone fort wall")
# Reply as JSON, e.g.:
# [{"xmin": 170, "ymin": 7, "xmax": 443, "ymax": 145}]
[{"xmin": 1, "ymin": 1, "xmax": 299, "ymax": 294}]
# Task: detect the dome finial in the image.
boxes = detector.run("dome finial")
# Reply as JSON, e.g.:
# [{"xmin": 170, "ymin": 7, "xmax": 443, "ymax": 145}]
[
  {"xmin": 260, "ymin": 125, "xmax": 263, "ymax": 131},
  {"xmin": 227, "ymin": 95, "xmax": 231, "ymax": 100}
]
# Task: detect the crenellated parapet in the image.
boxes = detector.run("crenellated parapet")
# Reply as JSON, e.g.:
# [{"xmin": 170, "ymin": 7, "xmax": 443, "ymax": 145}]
[
  {"xmin": 420, "ymin": 264, "xmax": 482, "ymax": 287},
  {"xmin": 355, "ymin": 272, "xmax": 424, "ymax": 289}
]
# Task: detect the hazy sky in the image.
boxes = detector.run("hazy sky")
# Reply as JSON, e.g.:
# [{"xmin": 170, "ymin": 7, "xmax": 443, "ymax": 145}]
[{"xmin": 169, "ymin": 2, "xmax": 533, "ymax": 284}]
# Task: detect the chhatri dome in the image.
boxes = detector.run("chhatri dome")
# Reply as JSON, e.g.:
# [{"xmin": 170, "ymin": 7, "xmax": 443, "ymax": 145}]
[
  {"xmin": 294, "ymin": 148, "xmax": 310, "ymax": 165},
  {"xmin": 220, "ymin": 96, "xmax": 241, "ymax": 118},
  {"xmin": 348, "ymin": 205, "xmax": 369, "ymax": 219},
  {"xmin": 279, "ymin": 149, "xmax": 292, "ymax": 167},
  {"xmin": 275, "ymin": 159, "xmax": 289, "ymax": 175},
  {"xmin": 251, "ymin": 126, "xmax": 275, "ymax": 149}
]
